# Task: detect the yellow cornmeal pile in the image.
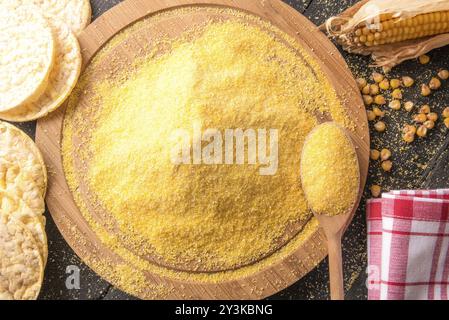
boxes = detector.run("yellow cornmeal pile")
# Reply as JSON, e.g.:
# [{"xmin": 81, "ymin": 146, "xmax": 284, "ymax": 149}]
[
  {"xmin": 64, "ymin": 18, "xmax": 352, "ymax": 273},
  {"xmin": 301, "ymin": 123, "xmax": 359, "ymax": 216}
]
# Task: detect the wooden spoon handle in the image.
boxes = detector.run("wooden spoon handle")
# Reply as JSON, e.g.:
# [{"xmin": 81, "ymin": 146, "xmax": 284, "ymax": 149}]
[{"xmin": 327, "ymin": 235, "xmax": 345, "ymax": 300}]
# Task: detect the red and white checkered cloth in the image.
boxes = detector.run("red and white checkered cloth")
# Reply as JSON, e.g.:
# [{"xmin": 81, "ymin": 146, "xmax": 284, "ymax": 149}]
[{"xmin": 367, "ymin": 189, "xmax": 449, "ymax": 300}]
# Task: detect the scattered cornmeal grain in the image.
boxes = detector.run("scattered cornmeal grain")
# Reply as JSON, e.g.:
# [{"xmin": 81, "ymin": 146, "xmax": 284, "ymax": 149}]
[
  {"xmin": 445, "ymin": 118, "xmax": 449, "ymax": 129},
  {"xmin": 301, "ymin": 123, "xmax": 359, "ymax": 216},
  {"xmin": 63, "ymin": 15, "xmax": 355, "ymax": 277}
]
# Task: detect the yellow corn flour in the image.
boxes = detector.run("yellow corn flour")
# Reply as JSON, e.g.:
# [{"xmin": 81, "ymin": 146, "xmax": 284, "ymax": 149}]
[
  {"xmin": 301, "ymin": 123, "xmax": 359, "ymax": 216},
  {"xmin": 63, "ymin": 8, "xmax": 353, "ymax": 282}
]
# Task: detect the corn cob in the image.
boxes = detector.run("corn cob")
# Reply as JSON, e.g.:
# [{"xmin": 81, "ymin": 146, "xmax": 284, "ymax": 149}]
[{"xmin": 352, "ymin": 11, "xmax": 449, "ymax": 47}]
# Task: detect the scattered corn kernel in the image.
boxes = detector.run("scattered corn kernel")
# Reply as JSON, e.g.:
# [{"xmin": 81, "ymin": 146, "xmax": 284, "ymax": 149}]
[
  {"xmin": 427, "ymin": 112, "xmax": 438, "ymax": 122},
  {"xmin": 371, "ymin": 185, "xmax": 382, "ymax": 198},
  {"xmin": 373, "ymin": 106, "xmax": 385, "ymax": 118},
  {"xmin": 403, "ymin": 124, "xmax": 417, "ymax": 135},
  {"xmin": 445, "ymin": 117, "xmax": 449, "ymax": 128},
  {"xmin": 389, "ymin": 100, "xmax": 401, "ymax": 110},
  {"xmin": 372, "ymin": 72, "xmax": 384, "ymax": 83},
  {"xmin": 392, "ymin": 89, "xmax": 403, "ymax": 99},
  {"xmin": 390, "ymin": 79, "xmax": 401, "ymax": 89},
  {"xmin": 421, "ymin": 84, "xmax": 431, "ymax": 96},
  {"xmin": 442, "ymin": 107, "xmax": 449, "ymax": 118},
  {"xmin": 362, "ymin": 84, "xmax": 370, "ymax": 95},
  {"xmin": 414, "ymin": 113, "xmax": 428, "ymax": 123},
  {"xmin": 379, "ymin": 79, "xmax": 390, "ymax": 90},
  {"xmin": 374, "ymin": 95, "xmax": 386, "ymax": 105},
  {"xmin": 380, "ymin": 148, "xmax": 391, "ymax": 161},
  {"xmin": 417, "ymin": 125, "xmax": 428, "ymax": 137},
  {"xmin": 403, "ymin": 132, "xmax": 415, "ymax": 143},
  {"xmin": 381, "ymin": 160, "xmax": 393, "ymax": 172},
  {"xmin": 363, "ymin": 95, "xmax": 373, "ymax": 106},
  {"xmin": 367, "ymin": 110, "xmax": 376, "ymax": 121},
  {"xmin": 374, "ymin": 121, "xmax": 386, "ymax": 132},
  {"xmin": 420, "ymin": 105, "xmax": 431, "ymax": 114},
  {"xmin": 424, "ymin": 120, "xmax": 435, "ymax": 129},
  {"xmin": 402, "ymin": 76, "xmax": 414, "ymax": 87},
  {"xmin": 404, "ymin": 101, "xmax": 414, "ymax": 112},
  {"xmin": 438, "ymin": 69, "xmax": 449, "ymax": 80},
  {"xmin": 429, "ymin": 77, "xmax": 442, "ymax": 90},
  {"xmin": 419, "ymin": 54, "xmax": 430, "ymax": 64},
  {"xmin": 356, "ymin": 78, "xmax": 367, "ymax": 90},
  {"xmin": 370, "ymin": 149, "xmax": 380, "ymax": 161},
  {"xmin": 370, "ymin": 84, "xmax": 380, "ymax": 96}
]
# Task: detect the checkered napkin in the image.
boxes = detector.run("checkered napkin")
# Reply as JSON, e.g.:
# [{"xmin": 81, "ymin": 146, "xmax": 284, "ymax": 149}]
[{"xmin": 367, "ymin": 189, "xmax": 449, "ymax": 300}]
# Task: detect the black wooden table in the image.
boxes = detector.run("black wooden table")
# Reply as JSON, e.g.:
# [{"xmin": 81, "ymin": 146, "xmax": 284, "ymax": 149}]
[{"xmin": 24, "ymin": 0, "xmax": 449, "ymax": 300}]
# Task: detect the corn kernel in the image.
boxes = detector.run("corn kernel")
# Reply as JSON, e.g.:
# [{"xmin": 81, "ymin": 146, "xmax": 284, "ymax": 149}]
[
  {"xmin": 367, "ymin": 110, "xmax": 376, "ymax": 121},
  {"xmin": 374, "ymin": 95, "xmax": 386, "ymax": 105},
  {"xmin": 370, "ymin": 149, "xmax": 380, "ymax": 161},
  {"xmin": 429, "ymin": 77, "xmax": 442, "ymax": 90},
  {"xmin": 381, "ymin": 160, "xmax": 393, "ymax": 172},
  {"xmin": 379, "ymin": 79, "xmax": 390, "ymax": 90},
  {"xmin": 390, "ymin": 79, "xmax": 401, "ymax": 89},
  {"xmin": 363, "ymin": 95, "xmax": 374, "ymax": 106},
  {"xmin": 427, "ymin": 112, "xmax": 438, "ymax": 122},
  {"xmin": 371, "ymin": 185, "xmax": 382, "ymax": 198},
  {"xmin": 420, "ymin": 105, "xmax": 431, "ymax": 114},
  {"xmin": 419, "ymin": 54, "xmax": 430, "ymax": 64},
  {"xmin": 372, "ymin": 72, "xmax": 384, "ymax": 83},
  {"xmin": 442, "ymin": 107, "xmax": 449, "ymax": 118},
  {"xmin": 421, "ymin": 84, "xmax": 432, "ymax": 96},
  {"xmin": 402, "ymin": 76, "xmax": 415, "ymax": 87},
  {"xmin": 392, "ymin": 88, "xmax": 403, "ymax": 99},
  {"xmin": 370, "ymin": 84, "xmax": 380, "ymax": 95},
  {"xmin": 403, "ymin": 131, "xmax": 415, "ymax": 143},
  {"xmin": 389, "ymin": 100, "xmax": 401, "ymax": 110},
  {"xmin": 417, "ymin": 125, "xmax": 428, "ymax": 137},
  {"xmin": 414, "ymin": 113, "xmax": 428, "ymax": 123},
  {"xmin": 438, "ymin": 69, "xmax": 449, "ymax": 80},
  {"xmin": 403, "ymin": 124, "xmax": 417, "ymax": 135},
  {"xmin": 445, "ymin": 117, "xmax": 449, "ymax": 128},
  {"xmin": 362, "ymin": 84, "xmax": 371, "ymax": 95},
  {"xmin": 404, "ymin": 101, "xmax": 414, "ymax": 112},
  {"xmin": 424, "ymin": 120, "xmax": 435, "ymax": 129},
  {"xmin": 380, "ymin": 148, "xmax": 392, "ymax": 161},
  {"xmin": 373, "ymin": 106, "xmax": 385, "ymax": 118},
  {"xmin": 374, "ymin": 121, "xmax": 386, "ymax": 132},
  {"xmin": 356, "ymin": 78, "xmax": 367, "ymax": 90}
]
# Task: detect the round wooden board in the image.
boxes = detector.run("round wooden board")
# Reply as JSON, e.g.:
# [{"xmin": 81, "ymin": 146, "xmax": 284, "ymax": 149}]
[{"xmin": 36, "ymin": 0, "xmax": 369, "ymax": 299}]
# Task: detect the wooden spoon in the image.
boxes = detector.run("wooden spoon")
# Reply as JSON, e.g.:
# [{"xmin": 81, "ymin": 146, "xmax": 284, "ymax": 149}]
[{"xmin": 300, "ymin": 122, "xmax": 361, "ymax": 300}]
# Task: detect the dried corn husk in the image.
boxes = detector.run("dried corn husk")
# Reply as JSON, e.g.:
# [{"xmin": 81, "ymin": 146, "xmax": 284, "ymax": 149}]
[{"xmin": 321, "ymin": 0, "xmax": 449, "ymax": 68}]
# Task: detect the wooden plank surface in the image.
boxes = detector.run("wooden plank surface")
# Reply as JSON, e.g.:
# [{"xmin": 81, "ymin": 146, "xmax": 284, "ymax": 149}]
[{"xmin": 13, "ymin": 0, "xmax": 449, "ymax": 300}]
